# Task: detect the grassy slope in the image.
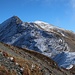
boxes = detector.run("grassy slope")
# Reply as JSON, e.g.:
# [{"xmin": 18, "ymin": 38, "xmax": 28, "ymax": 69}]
[{"xmin": 0, "ymin": 42, "xmax": 73, "ymax": 75}]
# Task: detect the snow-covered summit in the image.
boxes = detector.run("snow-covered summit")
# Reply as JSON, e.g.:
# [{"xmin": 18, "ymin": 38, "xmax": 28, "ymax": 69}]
[
  {"xmin": 34, "ymin": 20, "xmax": 57, "ymax": 32},
  {"xmin": 34, "ymin": 20, "xmax": 67, "ymax": 35},
  {"xmin": 34, "ymin": 20, "xmax": 49, "ymax": 24}
]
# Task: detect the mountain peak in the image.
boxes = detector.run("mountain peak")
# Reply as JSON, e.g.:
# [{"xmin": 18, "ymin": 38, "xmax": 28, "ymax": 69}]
[
  {"xmin": 0, "ymin": 16, "xmax": 22, "ymax": 28},
  {"xmin": 10, "ymin": 16, "xmax": 22, "ymax": 24},
  {"xmin": 34, "ymin": 20, "xmax": 57, "ymax": 32}
]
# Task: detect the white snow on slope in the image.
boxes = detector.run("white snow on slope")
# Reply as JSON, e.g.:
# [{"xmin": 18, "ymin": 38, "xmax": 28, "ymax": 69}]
[
  {"xmin": 66, "ymin": 64, "xmax": 73, "ymax": 69},
  {"xmin": 34, "ymin": 21, "xmax": 67, "ymax": 37},
  {"xmin": 7, "ymin": 34, "xmax": 22, "ymax": 44},
  {"xmin": 34, "ymin": 21, "xmax": 49, "ymax": 25},
  {"xmin": 53, "ymin": 52, "xmax": 75, "ymax": 69},
  {"xmin": 34, "ymin": 21, "xmax": 55, "ymax": 31}
]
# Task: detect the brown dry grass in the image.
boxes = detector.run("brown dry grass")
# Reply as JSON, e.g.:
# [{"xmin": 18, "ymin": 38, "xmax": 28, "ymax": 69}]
[{"xmin": 0, "ymin": 65, "xmax": 17, "ymax": 75}]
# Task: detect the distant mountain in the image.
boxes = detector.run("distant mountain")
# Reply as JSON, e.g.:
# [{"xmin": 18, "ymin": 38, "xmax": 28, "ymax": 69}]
[{"xmin": 0, "ymin": 16, "xmax": 75, "ymax": 70}]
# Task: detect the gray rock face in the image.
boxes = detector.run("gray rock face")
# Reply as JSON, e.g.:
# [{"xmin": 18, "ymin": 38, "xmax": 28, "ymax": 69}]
[{"xmin": 0, "ymin": 16, "xmax": 69, "ymax": 58}]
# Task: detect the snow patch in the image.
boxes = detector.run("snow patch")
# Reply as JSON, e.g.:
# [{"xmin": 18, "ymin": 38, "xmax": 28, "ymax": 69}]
[
  {"xmin": 66, "ymin": 65, "xmax": 73, "ymax": 69},
  {"xmin": 34, "ymin": 21, "xmax": 55, "ymax": 31},
  {"xmin": 34, "ymin": 37, "xmax": 47, "ymax": 52},
  {"xmin": 34, "ymin": 21, "xmax": 49, "ymax": 25}
]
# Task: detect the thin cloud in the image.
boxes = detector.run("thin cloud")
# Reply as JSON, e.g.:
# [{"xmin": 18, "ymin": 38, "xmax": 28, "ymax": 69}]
[{"xmin": 70, "ymin": 0, "xmax": 75, "ymax": 9}]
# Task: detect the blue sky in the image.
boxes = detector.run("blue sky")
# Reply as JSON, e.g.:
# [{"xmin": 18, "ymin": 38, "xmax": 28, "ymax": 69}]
[{"xmin": 0, "ymin": 0, "xmax": 75, "ymax": 32}]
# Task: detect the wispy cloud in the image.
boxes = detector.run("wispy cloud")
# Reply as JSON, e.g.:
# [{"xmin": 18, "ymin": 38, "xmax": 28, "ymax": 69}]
[
  {"xmin": 63, "ymin": 0, "xmax": 75, "ymax": 28},
  {"xmin": 70, "ymin": 0, "xmax": 75, "ymax": 9}
]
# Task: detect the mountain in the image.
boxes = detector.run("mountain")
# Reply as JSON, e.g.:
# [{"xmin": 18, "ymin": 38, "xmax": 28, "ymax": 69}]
[
  {"xmin": 0, "ymin": 42, "xmax": 73, "ymax": 75},
  {"xmin": 0, "ymin": 16, "xmax": 75, "ymax": 70}
]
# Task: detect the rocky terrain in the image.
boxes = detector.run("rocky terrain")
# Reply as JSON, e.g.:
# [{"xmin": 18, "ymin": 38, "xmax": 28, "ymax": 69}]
[
  {"xmin": 0, "ymin": 42, "xmax": 73, "ymax": 75},
  {"xmin": 0, "ymin": 16, "xmax": 75, "ymax": 75}
]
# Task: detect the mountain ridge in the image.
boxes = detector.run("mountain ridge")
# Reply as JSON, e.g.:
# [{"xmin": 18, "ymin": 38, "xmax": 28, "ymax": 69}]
[{"xmin": 0, "ymin": 16, "xmax": 75, "ymax": 70}]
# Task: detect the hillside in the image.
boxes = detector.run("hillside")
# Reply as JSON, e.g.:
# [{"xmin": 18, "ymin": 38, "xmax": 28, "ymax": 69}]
[{"xmin": 0, "ymin": 42, "xmax": 73, "ymax": 75}]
